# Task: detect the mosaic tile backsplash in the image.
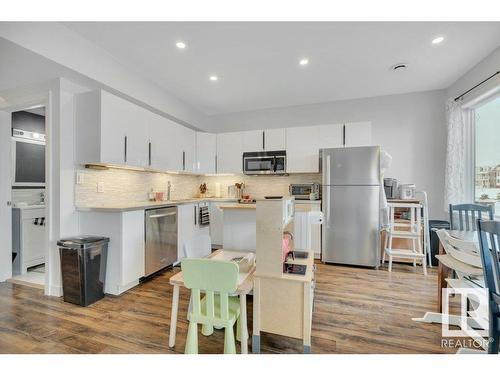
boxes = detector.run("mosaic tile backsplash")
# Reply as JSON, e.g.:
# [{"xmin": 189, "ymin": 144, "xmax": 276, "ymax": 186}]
[{"xmin": 75, "ymin": 167, "xmax": 321, "ymax": 206}]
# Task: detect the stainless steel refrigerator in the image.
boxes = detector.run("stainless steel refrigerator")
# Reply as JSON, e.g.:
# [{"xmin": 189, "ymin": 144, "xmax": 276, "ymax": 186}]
[{"xmin": 321, "ymin": 146, "xmax": 380, "ymax": 267}]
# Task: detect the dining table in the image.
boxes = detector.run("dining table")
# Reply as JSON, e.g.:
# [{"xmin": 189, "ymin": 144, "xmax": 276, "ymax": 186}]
[{"xmin": 168, "ymin": 249, "xmax": 256, "ymax": 354}]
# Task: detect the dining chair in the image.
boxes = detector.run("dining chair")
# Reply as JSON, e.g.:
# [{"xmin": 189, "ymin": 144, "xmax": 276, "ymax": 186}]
[
  {"xmin": 181, "ymin": 258, "xmax": 243, "ymax": 354},
  {"xmin": 183, "ymin": 233, "xmax": 212, "ymax": 258},
  {"xmin": 477, "ymin": 219, "xmax": 500, "ymax": 354},
  {"xmin": 183, "ymin": 234, "xmax": 213, "ymax": 321},
  {"xmin": 449, "ymin": 203, "xmax": 494, "ymax": 231}
]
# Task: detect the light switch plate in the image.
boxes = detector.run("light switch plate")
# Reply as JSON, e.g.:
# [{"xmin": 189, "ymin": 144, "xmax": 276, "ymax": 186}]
[
  {"xmin": 97, "ymin": 181, "xmax": 104, "ymax": 193},
  {"xmin": 76, "ymin": 172, "xmax": 84, "ymax": 185}
]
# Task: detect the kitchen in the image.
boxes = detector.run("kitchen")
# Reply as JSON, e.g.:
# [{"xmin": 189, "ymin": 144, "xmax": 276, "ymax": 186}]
[{"xmin": 0, "ymin": 14, "xmax": 500, "ymax": 365}]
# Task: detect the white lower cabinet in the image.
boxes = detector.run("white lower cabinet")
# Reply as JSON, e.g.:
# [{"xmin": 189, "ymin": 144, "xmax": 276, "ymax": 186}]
[
  {"xmin": 12, "ymin": 207, "xmax": 46, "ymax": 275},
  {"xmin": 79, "ymin": 210, "xmax": 145, "ymax": 295}
]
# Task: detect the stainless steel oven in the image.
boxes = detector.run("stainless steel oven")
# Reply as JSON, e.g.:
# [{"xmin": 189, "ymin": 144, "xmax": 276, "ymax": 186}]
[
  {"xmin": 11, "ymin": 129, "xmax": 46, "ymax": 187},
  {"xmin": 243, "ymin": 150, "xmax": 286, "ymax": 175},
  {"xmin": 145, "ymin": 206, "xmax": 178, "ymax": 276}
]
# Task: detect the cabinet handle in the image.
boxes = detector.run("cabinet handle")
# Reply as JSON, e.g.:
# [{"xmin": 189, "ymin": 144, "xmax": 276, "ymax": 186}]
[
  {"xmin": 124, "ymin": 135, "xmax": 128, "ymax": 163},
  {"xmin": 342, "ymin": 125, "xmax": 346, "ymax": 147},
  {"xmin": 183, "ymin": 151, "xmax": 186, "ymax": 171},
  {"xmin": 215, "ymin": 155, "xmax": 218, "ymax": 174},
  {"xmin": 194, "ymin": 205, "xmax": 197, "ymax": 225},
  {"xmin": 148, "ymin": 142, "xmax": 152, "ymax": 166},
  {"xmin": 262, "ymin": 131, "xmax": 265, "ymax": 150}
]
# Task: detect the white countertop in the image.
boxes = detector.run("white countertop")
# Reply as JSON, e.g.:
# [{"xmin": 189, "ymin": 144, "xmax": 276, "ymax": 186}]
[
  {"xmin": 76, "ymin": 197, "xmax": 321, "ymax": 213},
  {"xmin": 13, "ymin": 204, "xmax": 46, "ymax": 210},
  {"xmin": 76, "ymin": 198, "xmax": 239, "ymax": 213}
]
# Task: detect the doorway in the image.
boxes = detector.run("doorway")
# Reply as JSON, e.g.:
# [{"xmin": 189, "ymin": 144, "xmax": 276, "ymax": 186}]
[{"xmin": 2, "ymin": 105, "xmax": 48, "ymax": 290}]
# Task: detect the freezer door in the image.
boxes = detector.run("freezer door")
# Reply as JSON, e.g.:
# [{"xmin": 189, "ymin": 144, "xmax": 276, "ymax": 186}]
[
  {"xmin": 323, "ymin": 146, "xmax": 380, "ymax": 186},
  {"xmin": 322, "ymin": 185, "xmax": 380, "ymax": 266}
]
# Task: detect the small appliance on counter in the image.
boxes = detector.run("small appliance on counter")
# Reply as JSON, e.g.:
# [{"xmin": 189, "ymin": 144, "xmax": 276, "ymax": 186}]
[
  {"xmin": 399, "ymin": 184, "xmax": 416, "ymax": 200},
  {"xmin": 383, "ymin": 178, "xmax": 398, "ymax": 199},
  {"xmin": 289, "ymin": 183, "xmax": 320, "ymax": 200}
]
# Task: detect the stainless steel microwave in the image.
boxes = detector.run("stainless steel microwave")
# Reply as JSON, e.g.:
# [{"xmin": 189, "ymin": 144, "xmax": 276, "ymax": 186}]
[
  {"xmin": 243, "ymin": 150, "xmax": 286, "ymax": 175},
  {"xmin": 11, "ymin": 129, "xmax": 46, "ymax": 187}
]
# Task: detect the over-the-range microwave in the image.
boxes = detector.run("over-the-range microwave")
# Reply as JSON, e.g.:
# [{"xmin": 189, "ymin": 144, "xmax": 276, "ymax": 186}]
[{"xmin": 242, "ymin": 150, "xmax": 286, "ymax": 175}]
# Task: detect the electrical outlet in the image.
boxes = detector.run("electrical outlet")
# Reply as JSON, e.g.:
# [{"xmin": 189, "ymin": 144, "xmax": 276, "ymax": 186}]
[
  {"xmin": 76, "ymin": 172, "xmax": 84, "ymax": 185},
  {"xmin": 97, "ymin": 181, "xmax": 104, "ymax": 193}
]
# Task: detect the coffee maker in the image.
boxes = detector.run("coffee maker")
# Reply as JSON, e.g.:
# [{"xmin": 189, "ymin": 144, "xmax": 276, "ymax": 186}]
[{"xmin": 383, "ymin": 178, "xmax": 398, "ymax": 199}]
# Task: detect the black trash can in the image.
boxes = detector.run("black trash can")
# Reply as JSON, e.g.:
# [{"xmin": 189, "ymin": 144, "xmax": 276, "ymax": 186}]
[
  {"xmin": 57, "ymin": 236, "xmax": 109, "ymax": 307},
  {"xmin": 429, "ymin": 220, "xmax": 450, "ymax": 266}
]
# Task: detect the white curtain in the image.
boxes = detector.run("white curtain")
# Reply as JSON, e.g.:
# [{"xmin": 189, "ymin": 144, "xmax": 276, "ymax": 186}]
[{"xmin": 444, "ymin": 98, "xmax": 468, "ymax": 211}]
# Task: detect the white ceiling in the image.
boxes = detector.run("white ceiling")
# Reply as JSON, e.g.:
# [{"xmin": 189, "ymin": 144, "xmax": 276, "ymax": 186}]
[{"xmin": 61, "ymin": 22, "xmax": 500, "ymax": 115}]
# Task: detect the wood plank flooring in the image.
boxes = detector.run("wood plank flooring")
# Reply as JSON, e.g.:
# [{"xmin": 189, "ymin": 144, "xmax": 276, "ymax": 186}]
[{"xmin": 0, "ymin": 262, "xmax": 455, "ymax": 354}]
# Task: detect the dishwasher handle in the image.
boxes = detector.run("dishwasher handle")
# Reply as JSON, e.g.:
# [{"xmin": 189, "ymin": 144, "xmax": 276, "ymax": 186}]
[{"xmin": 148, "ymin": 212, "xmax": 176, "ymax": 219}]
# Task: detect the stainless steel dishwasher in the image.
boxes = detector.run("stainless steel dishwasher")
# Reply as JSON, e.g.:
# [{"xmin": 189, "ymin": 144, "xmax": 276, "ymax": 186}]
[{"xmin": 145, "ymin": 206, "xmax": 178, "ymax": 276}]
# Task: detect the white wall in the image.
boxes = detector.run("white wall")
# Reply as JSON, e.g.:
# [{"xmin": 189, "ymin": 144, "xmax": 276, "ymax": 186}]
[
  {"xmin": 209, "ymin": 89, "xmax": 448, "ymax": 219},
  {"xmin": 447, "ymin": 46, "xmax": 500, "ymax": 98}
]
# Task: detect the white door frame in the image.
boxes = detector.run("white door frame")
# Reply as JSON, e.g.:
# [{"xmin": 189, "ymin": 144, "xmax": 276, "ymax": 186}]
[
  {"xmin": 0, "ymin": 94, "xmax": 51, "ymax": 293},
  {"xmin": 0, "ymin": 110, "xmax": 12, "ymax": 282}
]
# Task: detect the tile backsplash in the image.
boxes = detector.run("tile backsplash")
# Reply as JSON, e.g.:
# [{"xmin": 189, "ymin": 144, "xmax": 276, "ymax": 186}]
[
  {"xmin": 75, "ymin": 168, "xmax": 201, "ymax": 207},
  {"xmin": 75, "ymin": 167, "xmax": 321, "ymax": 206},
  {"xmin": 202, "ymin": 174, "xmax": 321, "ymax": 199}
]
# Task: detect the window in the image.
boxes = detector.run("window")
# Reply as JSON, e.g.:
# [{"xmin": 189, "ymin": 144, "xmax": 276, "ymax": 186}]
[{"xmin": 474, "ymin": 96, "xmax": 500, "ymax": 214}]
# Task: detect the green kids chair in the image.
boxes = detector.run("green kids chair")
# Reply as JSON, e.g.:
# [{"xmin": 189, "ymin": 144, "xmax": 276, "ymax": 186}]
[{"xmin": 181, "ymin": 258, "xmax": 242, "ymax": 354}]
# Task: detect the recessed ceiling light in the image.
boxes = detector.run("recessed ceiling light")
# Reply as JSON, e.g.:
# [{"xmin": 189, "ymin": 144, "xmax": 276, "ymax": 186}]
[
  {"xmin": 176, "ymin": 41, "xmax": 186, "ymax": 49},
  {"xmin": 432, "ymin": 36, "xmax": 445, "ymax": 45},
  {"xmin": 209, "ymin": 75, "xmax": 218, "ymax": 82},
  {"xmin": 299, "ymin": 58, "xmax": 309, "ymax": 66}
]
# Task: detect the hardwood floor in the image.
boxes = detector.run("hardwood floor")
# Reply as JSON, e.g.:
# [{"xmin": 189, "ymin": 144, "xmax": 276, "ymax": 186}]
[{"xmin": 0, "ymin": 262, "xmax": 455, "ymax": 354}]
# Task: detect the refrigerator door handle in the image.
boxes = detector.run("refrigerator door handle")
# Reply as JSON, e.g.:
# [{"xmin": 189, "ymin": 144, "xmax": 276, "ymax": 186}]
[{"xmin": 324, "ymin": 154, "xmax": 331, "ymax": 227}]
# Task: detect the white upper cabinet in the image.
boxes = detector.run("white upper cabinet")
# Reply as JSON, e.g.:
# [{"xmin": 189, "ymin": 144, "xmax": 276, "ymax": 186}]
[
  {"xmin": 317, "ymin": 124, "xmax": 344, "ymax": 149},
  {"xmin": 216, "ymin": 132, "xmax": 243, "ymax": 174},
  {"xmin": 195, "ymin": 132, "xmax": 217, "ymax": 174},
  {"xmin": 178, "ymin": 125, "xmax": 196, "ymax": 172},
  {"xmin": 241, "ymin": 129, "xmax": 286, "ymax": 152},
  {"xmin": 76, "ymin": 90, "xmax": 150, "ymax": 168},
  {"xmin": 241, "ymin": 130, "xmax": 263, "ymax": 152},
  {"xmin": 148, "ymin": 111, "xmax": 172, "ymax": 171},
  {"xmin": 286, "ymin": 126, "xmax": 320, "ymax": 173},
  {"xmin": 264, "ymin": 128, "xmax": 286, "ymax": 151},
  {"xmin": 344, "ymin": 121, "xmax": 372, "ymax": 147}
]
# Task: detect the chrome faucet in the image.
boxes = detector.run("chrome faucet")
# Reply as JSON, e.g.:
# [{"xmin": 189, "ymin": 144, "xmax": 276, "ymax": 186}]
[{"xmin": 167, "ymin": 181, "xmax": 171, "ymax": 201}]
